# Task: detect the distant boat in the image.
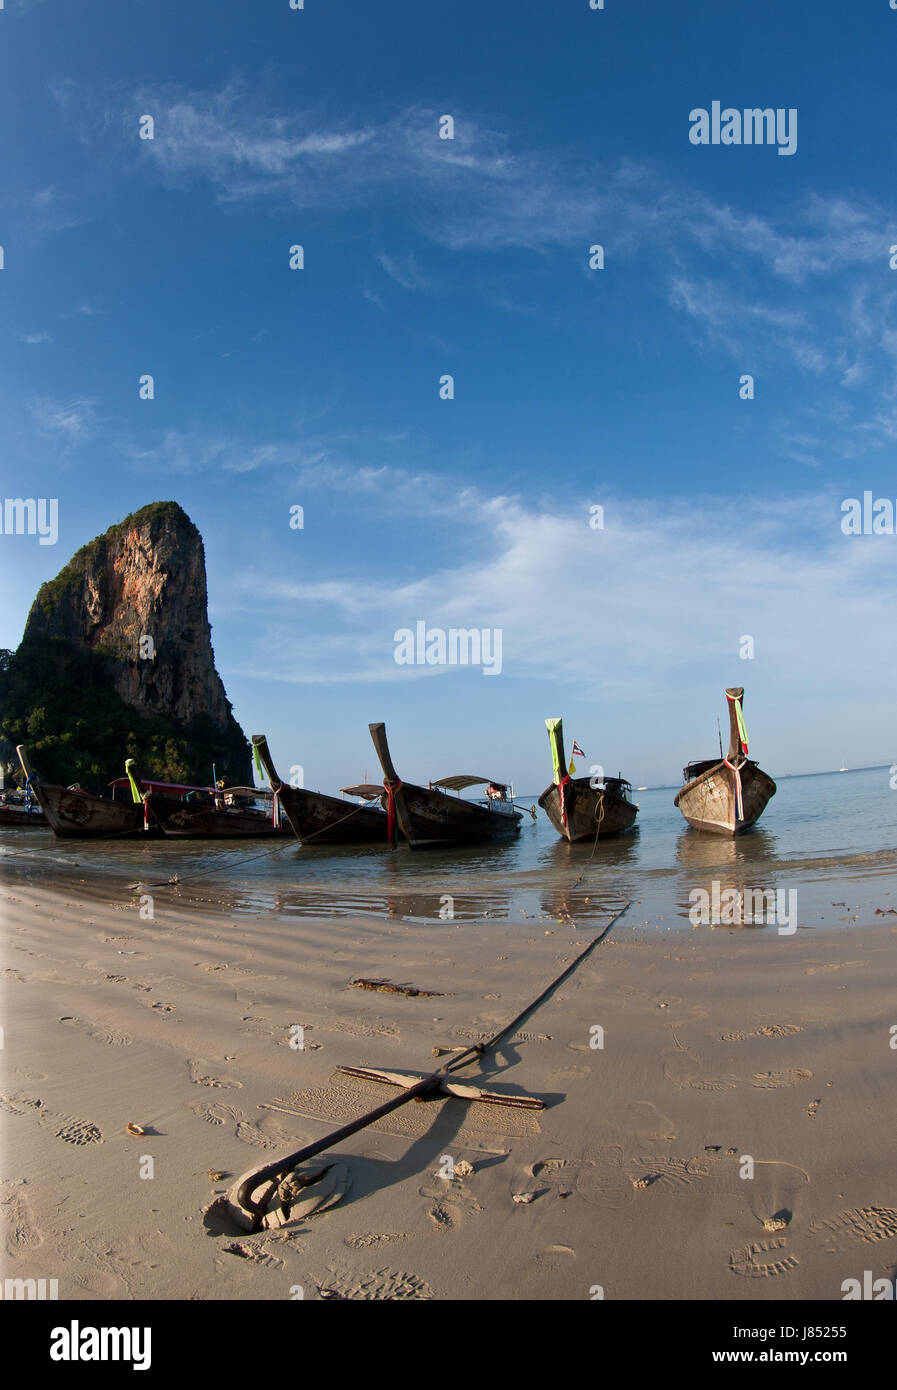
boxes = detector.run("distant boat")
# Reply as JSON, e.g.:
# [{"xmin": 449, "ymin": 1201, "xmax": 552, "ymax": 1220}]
[
  {"xmin": 538, "ymin": 717, "xmax": 638, "ymax": 843},
  {"xmin": 252, "ymin": 735, "xmax": 387, "ymax": 845},
  {"xmin": 674, "ymin": 687, "xmax": 776, "ymax": 835},
  {"xmin": 839, "ymin": 761, "xmax": 848, "ymax": 773},
  {"xmin": 368, "ymin": 722, "xmax": 522, "ymax": 848},
  {"xmin": 0, "ymin": 795, "xmax": 48, "ymax": 827}
]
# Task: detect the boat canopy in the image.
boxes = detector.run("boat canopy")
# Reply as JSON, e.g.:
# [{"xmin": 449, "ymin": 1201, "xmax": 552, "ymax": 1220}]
[
  {"xmin": 109, "ymin": 777, "xmax": 211, "ymax": 795},
  {"xmin": 431, "ymin": 775, "xmax": 509, "ymax": 793},
  {"xmin": 109, "ymin": 778, "xmax": 273, "ymax": 798},
  {"xmin": 340, "ymin": 784, "xmax": 385, "ymax": 800}
]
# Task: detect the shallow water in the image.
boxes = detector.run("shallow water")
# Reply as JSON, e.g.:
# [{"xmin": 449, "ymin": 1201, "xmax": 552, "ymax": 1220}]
[{"xmin": 2, "ymin": 767, "xmax": 894, "ymax": 930}]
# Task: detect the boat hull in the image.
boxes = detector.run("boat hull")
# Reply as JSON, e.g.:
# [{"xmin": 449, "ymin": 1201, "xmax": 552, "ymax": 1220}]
[
  {"xmin": 674, "ymin": 760, "xmax": 776, "ymax": 834},
  {"xmin": 391, "ymin": 781, "xmax": 522, "ymax": 848},
  {"xmin": 0, "ymin": 805, "xmax": 48, "ymax": 827},
  {"xmin": 539, "ymin": 778, "xmax": 638, "ymax": 842},
  {"xmin": 31, "ymin": 780, "xmax": 153, "ymax": 838},
  {"xmin": 276, "ymin": 784, "xmax": 388, "ymax": 845},
  {"xmin": 150, "ymin": 800, "xmax": 293, "ymax": 839}
]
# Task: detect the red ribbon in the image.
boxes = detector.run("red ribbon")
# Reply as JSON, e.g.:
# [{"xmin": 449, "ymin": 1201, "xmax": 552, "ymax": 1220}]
[
  {"xmin": 558, "ymin": 773, "xmax": 572, "ymax": 826},
  {"xmin": 384, "ymin": 778, "xmax": 402, "ymax": 847}
]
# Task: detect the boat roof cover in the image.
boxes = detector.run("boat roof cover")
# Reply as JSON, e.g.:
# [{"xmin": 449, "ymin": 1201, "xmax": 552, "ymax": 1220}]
[
  {"xmin": 109, "ymin": 777, "xmax": 211, "ymax": 794},
  {"xmin": 109, "ymin": 778, "xmax": 272, "ymax": 797},
  {"xmin": 431, "ymin": 774, "xmax": 508, "ymax": 792},
  {"xmin": 340, "ymin": 784, "xmax": 384, "ymax": 799}
]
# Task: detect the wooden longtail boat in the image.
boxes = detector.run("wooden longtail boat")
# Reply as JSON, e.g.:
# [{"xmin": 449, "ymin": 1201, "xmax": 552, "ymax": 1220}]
[
  {"xmin": 251, "ymin": 735, "xmax": 388, "ymax": 845},
  {"xmin": 0, "ymin": 797, "xmax": 48, "ymax": 827},
  {"xmin": 112, "ymin": 766, "xmax": 293, "ymax": 840},
  {"xmin": 674, "ymin": 687, "xmax": 776, "ymax": 835},
  {"xmin": 368, "ymin": 722, "xmax": 523, "ymax": 849},
  {"xmin": 538, "ymin": 718, "xmax": 638, "ymax": 842},
  {"xmin": 16, "ymin": 745, "xmax": 155, "ymax": 839}
]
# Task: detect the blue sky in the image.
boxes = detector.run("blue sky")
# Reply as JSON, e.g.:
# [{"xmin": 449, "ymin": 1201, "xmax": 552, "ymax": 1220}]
[{"xmin": 2, "ymin": 0, "xmax": 896, "ymax": 789}]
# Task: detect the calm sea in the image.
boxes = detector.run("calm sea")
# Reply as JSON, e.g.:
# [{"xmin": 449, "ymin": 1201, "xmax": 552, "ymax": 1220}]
[{"xmin": 2, "ymin": 767, "xmax": 894, "ymax": 932}]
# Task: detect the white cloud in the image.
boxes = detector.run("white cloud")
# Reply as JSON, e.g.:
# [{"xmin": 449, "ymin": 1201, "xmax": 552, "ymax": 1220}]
[
  {"xmin": 28, "ymin": 395, "xmax": 96, "ymax": 440},
  {"xmin": 227, "ymin": 481, "xmax": 893, "ymax": 718}
]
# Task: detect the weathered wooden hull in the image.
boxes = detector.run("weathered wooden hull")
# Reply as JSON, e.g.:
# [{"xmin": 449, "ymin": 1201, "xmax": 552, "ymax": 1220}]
[
  {"xmin": 255, "ymin": 784, "xmax": 386, "ymax": 845},
  {"xmin": 149, "ymin": 800, "xmax": 293, "ymax": 839},
  {"xmin": 31, "ymin": 779, "xmax": 153, "ymax": 838},
  {"xmin": 389, "ymin": 781, "xmax": 522, "ymax": 848},
  {"xmin": 0, "ymin": 804, "xmax": 48, "ymax": 827},
  {"xmin": 539, "ymin": 778, "xmax": 638, "ymax": 842},
  {"xmin": 674, "ymin": 760, "xmax": 776, "ymax": 834}
]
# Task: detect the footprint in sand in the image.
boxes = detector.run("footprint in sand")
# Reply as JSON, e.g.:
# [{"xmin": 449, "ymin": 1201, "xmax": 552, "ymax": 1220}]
[
  {"xmin": 234, "ymin": 1120, "xmax": 281, "ymax": 1150},
  {"xmin": 808, "ymin": 1207, "xmax": 897, "ymax": 1253},
  {"xmin": 345, "ymin": 1232, "xmax": 411, "ymax": 1250},
  {"xmin": 419, "ymin": 1176, "xmax": 482, "ymax": 1230},
  {"xmin": 0, "ymin": 1181, "xmax": 43, "ymax": 1254},
  {"xmin": 662, "ymin": 1046, "xmax": 738, "ymax": 1093},
  {"xmin": 751, "ymin": 1068, "xmax": 813, "ymax": 1089},
  {"xmin": 313, "ymin": 1266, "xmax": 434, "ymax": 1301},
  {"xmin": 520, "ymin": 1150, "xmax": 635, "ymax": 1209},
  {"xmin": 59, "ymin": 1016, "xmax": 132, "ymax": 1047},
  {"xmin": 220, "ymin": 1240, "xmax": 285, "ymax": 1270},
  {"xmin": 729, "ymin": 1237, "xmax": 798, "ymax": 1278},
  {"xmin": 628, "ymin": 1155, "xmax": 711, "ymax": 1192},
  {"xmin": 193, "ymin": 1101, "xmax": 239, "ymax": 1126},
  {"xmin": 53, "ymin": 1116, "xmax": 103, "ymax": 1146},
  {"xmin": 720, "ymin": 1023, "xmax": 803, "ymax": 1043},
  {"xmin": 187, "ymin": 1060, "xmax": 242, "ymax": 1090},
  {"xmin": 624, "ymin": 1100, "xmax": 676, "ymax": 1144},
  {"xmin": 0, "ymin": 1094, "xmax": 44, "ymax": 1117}
]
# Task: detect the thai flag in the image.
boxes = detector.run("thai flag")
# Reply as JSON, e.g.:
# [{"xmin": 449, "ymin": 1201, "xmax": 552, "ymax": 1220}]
[{"xmin": 571, "ymin": 741, "xmax": 585, "ymax": 758}]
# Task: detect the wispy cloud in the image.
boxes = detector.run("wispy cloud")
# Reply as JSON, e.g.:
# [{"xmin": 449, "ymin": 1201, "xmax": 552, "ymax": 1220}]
[
  {"xmin": 377, "ymin": 251, "xmax": 429, "ymax": 291},
  {"xmin": 28, "ymin": 395, "xmax": 96, "ymax": 440},
  {"xmin": 227, "ymin": 478, "xmax": 894, "ymax": 711},
  {"xmin": 19, "ymin": 331, "xmax": 52, "ymax": 345}
]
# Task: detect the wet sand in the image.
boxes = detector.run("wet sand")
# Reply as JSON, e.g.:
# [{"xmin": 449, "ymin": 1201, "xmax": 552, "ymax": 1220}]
[{"xmin": 2, "ymin": 864, "xmax": 896, "ymax": 1301}]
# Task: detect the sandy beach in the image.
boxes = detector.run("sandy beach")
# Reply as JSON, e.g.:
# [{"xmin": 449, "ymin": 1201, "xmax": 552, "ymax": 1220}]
[{"xmin": 3, "ymin": 861, "xmax": 896, "ymax": 1303}]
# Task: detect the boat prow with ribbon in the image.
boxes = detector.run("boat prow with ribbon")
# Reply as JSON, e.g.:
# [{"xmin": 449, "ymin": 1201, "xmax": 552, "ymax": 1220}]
[
  {"xmin": 674, "ymin": 687, "xmax": 776, "ymax": 835},
  {"xmin": 368, "ymin": 722, "xmax": 522, "ymax": 848},
  {"xmin": 538, "ymin": 718, "xmax": 638, "ymax": 842},
  {"xmin": 251, "ymin": 735, "xmax": 388, "ymax": 845}
]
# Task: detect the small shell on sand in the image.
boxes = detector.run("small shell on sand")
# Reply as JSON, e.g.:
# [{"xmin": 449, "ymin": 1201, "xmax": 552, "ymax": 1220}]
[
  {"xmin": 126, "ymin": 1122, "xmax": 145, "ymax": 1136},
  {"xmin": 512, "ymin": 1192, "xmax": 535, "ymax": 1204}
]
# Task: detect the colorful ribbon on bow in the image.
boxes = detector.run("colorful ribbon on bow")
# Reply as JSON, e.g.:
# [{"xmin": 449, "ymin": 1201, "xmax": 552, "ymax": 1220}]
[
  {"xmin": 557, "ymin": 773, "xmax": 572, "ymax": 827},
  {"xmin": 383, "ymin": 777, "xmax": 402, "ymax": 847},
  {"xmin": 726, "ymin": 691, "xmax": 749, "ymax": 754}
]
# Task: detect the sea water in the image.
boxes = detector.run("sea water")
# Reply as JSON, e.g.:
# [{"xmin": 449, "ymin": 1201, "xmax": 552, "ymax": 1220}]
[{"xmin": 2, "ymin": 767, "xmax": 894, "ymax": 931}]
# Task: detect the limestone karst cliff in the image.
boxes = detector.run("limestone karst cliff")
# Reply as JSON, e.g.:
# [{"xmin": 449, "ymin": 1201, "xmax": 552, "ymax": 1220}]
[{"xmin": 0, "ymin": 502, "xmax": 251, "ymax": 788}]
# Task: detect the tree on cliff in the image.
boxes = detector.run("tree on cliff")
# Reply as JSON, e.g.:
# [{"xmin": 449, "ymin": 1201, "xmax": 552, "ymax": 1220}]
[{"xmin": 0, "ymin": 502, "xmax": 251, "ymax": 790}]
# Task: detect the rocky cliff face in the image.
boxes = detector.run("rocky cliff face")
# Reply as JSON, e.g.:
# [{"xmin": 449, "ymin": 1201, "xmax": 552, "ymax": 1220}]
[
  {"xmin": 0, "ymin": 502, "xmax": 250, "ymax": 788},
  {"xmin": 27, "ymin": 502, "xmax": 236, "ymax": 732}
]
